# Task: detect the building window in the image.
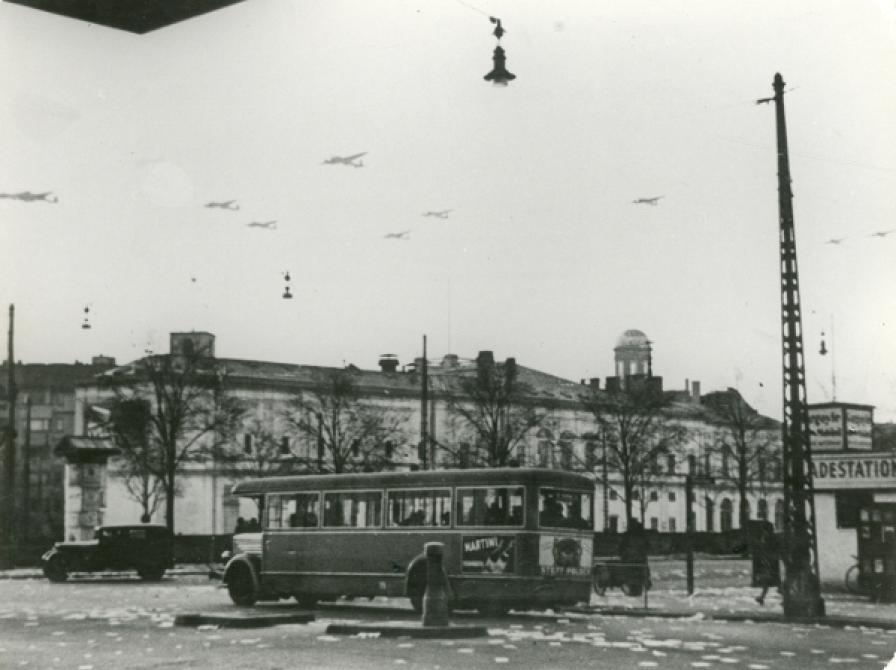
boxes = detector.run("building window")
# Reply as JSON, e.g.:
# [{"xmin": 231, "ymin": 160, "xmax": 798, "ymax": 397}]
[
  {"xmin": 720, "ymin": 498, "xmax": 733, "ymax": 532},
  {"xmin": 774, "ymin": 499, "xmax": 785, "ymax": 531},
  {"xmin": 688, "ymin": 454, "xmax": 696, "ymax": 475},
  {"xmin": 351, "ymin": 439, "xmax": 360, "ymax": 458},
  {"xmin": 666, "ymin": 454, "xmax": 675, "ymax": 474},
  {"xmin": 243, "ymin": 434, "xmax": 252, "ymax": 454},
  {"xmin": 29, "ymin": 418, "xmax": 50, "ymax": 432},
  {"xmin": 537, "ymin": 441, "xmax": 552, "ymax": 468},
  {"xmin": 632, "ymin": 489, "xmax": 640, "ymax": 501},
  {"xmin": 705, "ymin": 497, "xmax": 715, "ymax": 532},
  {"xmin": 757, "ymin": 498, "xmax": 768, "ymax": 521},
  {"xmin": 721, "ymin": 449, "xmax": 729, "ymax": 476},
  {"xmin": 758, "ymin": 454, "xmax": 767, "ymax": 482},
  {"xmin": 668, "ymin": 491, "xmax": 676, "ymax": 502},
  {"xmin": 834, "ymin": 491, "xmax": 874, "ymax": 529},
  {"xmin": 609, "ymin": 489, "xmax": 618, "ymax": 501},
  {"xmin": 650, "ymin": 517, "xmax": 658, "ymax": 530},
  {"xmin": 650, "ymin": 490, "xmax": 658, "ymax": 502},
  {"xmin": 668, "ymin": 517, "xmax": 677, "ymax": 533},
  {"xmin": 54, "ymin": 417, "xmax": 66, "ymax": 432},
  {"xmin": 384, "ymin": 440, "xmax": 394, "ymax": 460},
  {"xmin": 585, "ymin": 442, "xmax": 597, "ymax": 470},
  {"xmin": 279, "ymin": 436, "xmax": 290, "ymax": 456},
  {"xmin": 558, "ymin": 441, "xmax": 573, "ymax": 470},
  {"xmin": 703, "ymin": 453, "xmax": 711, "ymax": 476},
  {"xmin": 608, "ymin": 515, "xmax": 619, "ymax": 533}
]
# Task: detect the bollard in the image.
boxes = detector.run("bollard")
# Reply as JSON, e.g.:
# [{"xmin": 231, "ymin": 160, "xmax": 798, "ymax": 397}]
[{"xmin": 422, "ymin": 542, "xmax": 450, "ymax": 627}]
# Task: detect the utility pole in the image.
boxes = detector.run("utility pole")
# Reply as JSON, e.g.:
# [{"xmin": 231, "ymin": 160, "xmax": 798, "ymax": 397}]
[
  {"xmin": 3, "ymin": 304, "xmax": 17, "ymax": 567},
  {"xmin": 21, "ymin": 395, "xmax": 32, "ymax": 550},
  {"xmin": 760, "ymin": 72, "xmax": 825, "ymax": 618},
  {"xmin": 420, "ymin": 335, "xmax": 429, "ymax": 469}
]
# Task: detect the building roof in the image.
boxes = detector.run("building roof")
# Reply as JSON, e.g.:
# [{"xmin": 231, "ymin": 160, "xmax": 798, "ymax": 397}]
[
  {"xmin": 616, "ymin": 329, "xmax": 650, "ymax": 349},
  {"xmin": 0, "ymin": 361, "xmax": 116, "ymax": 398}
]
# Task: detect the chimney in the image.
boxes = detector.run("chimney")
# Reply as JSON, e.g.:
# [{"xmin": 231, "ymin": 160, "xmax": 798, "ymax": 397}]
[
  {"xmin": 685, "ymin": 378, "xmax": 689, "ymax": 393},
  {"xmin": 476, "ymin": 350, "xmax": 495, "ymax": 367},
  {"xmin": 378, "ymin": 354, "xmax": 399, "ymax": 373},
  {"xmin": 589, "ymin": 377, "xmax": 600, "ymax": 390},
  {"xmin": 691, "ymin": 380, "xmax": 701, "ymax": 403},
  {"xmin": 441, "ymin": 354, "xmax": 459, "ymax": 368}
]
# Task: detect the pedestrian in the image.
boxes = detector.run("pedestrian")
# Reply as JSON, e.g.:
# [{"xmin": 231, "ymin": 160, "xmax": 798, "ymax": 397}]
[
  {"xmin": 619, "ymin": 517, "xmax": 650, "ymax": 591},
  {"xmin": 753, "ymin": 521, "xmax": 780, "ymax": 605}
]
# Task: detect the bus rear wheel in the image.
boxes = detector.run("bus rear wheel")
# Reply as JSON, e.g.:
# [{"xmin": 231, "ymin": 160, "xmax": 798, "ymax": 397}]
[{"xmin": 227, "ymin": 564, "xmax": 257, "ymax": 607}]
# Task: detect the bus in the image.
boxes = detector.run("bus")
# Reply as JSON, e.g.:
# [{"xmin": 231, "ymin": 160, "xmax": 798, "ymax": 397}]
[{"xmin": 222, "ymin": 468, "xmax": 594, "ymax": 614}]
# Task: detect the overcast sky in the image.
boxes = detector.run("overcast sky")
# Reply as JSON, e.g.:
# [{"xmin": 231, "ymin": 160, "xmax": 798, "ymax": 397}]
[{"xmin": 1, "ymin": 0, "xmax": 894, "ymax": 422}]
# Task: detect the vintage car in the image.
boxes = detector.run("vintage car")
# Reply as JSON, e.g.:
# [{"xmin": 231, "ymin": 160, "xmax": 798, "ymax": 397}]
[{"xmin": 42, "ymin": 524, "xmax": 175, "ymax": 582}]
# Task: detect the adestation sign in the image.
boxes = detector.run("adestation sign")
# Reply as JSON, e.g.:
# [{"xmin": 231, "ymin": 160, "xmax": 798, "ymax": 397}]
[{"xmin": 811, "ymin": 452, "xmax": 896, "ymax": 490}]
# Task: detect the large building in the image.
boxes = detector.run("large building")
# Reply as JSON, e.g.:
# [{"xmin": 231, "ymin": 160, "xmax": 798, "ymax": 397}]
[
  {"xmin": 60, "ymin": 330, "xmax": 786, "ymax": 554},
  {"xmin": 0, "ymin": 356, "xmax": 116, "ymax": 557}
]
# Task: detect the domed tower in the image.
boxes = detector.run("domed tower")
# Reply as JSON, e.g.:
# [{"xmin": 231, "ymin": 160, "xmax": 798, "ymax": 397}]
[{"xmin": 614, "ymin": 329, "xmax": 652, "ymax": 379}]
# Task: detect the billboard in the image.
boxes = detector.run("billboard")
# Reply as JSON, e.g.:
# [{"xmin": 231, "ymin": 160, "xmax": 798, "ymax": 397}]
[
  {"xmin": 538, "ymin": 535, "xmax": 592, "ymax": 577},
  {"xmin": 845, "ymin": 408, "xmax": 873, "ymax": 450},
  {"xmin": 462, "ymin": 535, "xmax": 515, "ymax": 574},
  {"xmin": 808, "ymin": 406, "xmax": 844, "ymax": 451}
]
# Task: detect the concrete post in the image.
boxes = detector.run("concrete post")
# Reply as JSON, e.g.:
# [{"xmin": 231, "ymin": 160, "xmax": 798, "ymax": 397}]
[{"xmin": 422, "ymin": 542, "xmax": 449, "ymax": 627}]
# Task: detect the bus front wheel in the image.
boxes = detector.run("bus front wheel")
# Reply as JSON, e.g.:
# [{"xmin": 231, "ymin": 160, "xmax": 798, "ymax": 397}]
[{"xmin": 227, "ymin": 564, "xmax": 257, "ymax": 607}]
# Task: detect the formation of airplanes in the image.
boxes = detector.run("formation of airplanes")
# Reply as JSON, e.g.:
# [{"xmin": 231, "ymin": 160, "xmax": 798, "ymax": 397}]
[
  {"xmin": 0, "ymin": 191, "xmax": 58, "ymax": 202},
  {"xmin": 423, "ymin": 210, "xmax": 452, "ymax": 219},
  {"xmin": 323, "ymin": 152, "xmax": 366, "ymax": 168},
  {"xmin": 247, "ymin": 220, "xmax": 277, "ymax": 229},
  {"xmin": 384, "ymin": 230, "xmax": 410, "ymax": 240},
  {"xmin": 205, "ymin": 200, "xmax": 240, "ymax": 210},
  {"xmin": 632, "ymin": 196, "xmax": 663, "ymax": 206}
]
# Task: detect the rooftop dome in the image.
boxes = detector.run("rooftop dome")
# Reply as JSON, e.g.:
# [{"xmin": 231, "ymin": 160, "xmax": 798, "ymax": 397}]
[{"xmin": 616, "ymin": 329, "xmax": 650, "ymax": 348}]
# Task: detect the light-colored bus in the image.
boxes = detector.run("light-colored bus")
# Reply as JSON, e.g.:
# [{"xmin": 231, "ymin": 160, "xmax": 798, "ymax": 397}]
[{"xmin": 222, "ymin": 468, "xmax": 594, "ymax": 614}]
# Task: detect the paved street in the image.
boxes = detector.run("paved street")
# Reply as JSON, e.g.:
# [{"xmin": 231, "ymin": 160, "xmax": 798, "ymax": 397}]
[{"xmin": 0, "ymin": 572, "xmax": 893, "ymax": 670}]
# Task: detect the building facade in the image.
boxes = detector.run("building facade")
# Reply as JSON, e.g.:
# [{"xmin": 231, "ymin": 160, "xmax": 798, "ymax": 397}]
[{"xmin": 61, "ymin": 331, "xmax": 786, "ymax": 556}]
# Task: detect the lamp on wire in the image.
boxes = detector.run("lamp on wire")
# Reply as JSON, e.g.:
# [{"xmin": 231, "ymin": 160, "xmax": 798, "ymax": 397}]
[
  {"xmin": 282, "ymin": 271, "xmax": 293, "ymax": 300},
  {"xmin": 484, "ymin": 17, "xmax": 515, "ymax": 85},
  {"xmin": 81, "ymin": 305, "xmax": 91, "ymax": 330}
]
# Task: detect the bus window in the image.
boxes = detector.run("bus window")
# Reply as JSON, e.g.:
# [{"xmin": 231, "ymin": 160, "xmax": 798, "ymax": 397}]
[
  {"xmin": 387, "ymin": 489, "xmax": 451, "ymax": 527},
  {"xmin": 539, "ymin": 488, "xmax": 593, "ymax": 530},
  {"xmin": 323, "ymin": 491, "xmax": 382, "ymax": 528},
  {"xmin": 267, "ymin": 493, "xmax": 320, "ymax": 529},
  {"xmin": 456, "ymin": 487, "xmax": 524, "ymax": 527}
]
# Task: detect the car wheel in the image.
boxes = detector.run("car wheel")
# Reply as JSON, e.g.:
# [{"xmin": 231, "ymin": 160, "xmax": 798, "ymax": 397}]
[
  {"xmin": 44, "ymin": 555, "xmax": 69, "ymax": 583},
  {"xmin": 227, "ymin": 564, "xmax": 257, "ymax": 607}
]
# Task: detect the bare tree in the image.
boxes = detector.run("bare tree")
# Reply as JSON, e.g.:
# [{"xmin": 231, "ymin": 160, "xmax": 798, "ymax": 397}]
[
  {"xmin": 440, "ymin": 355, "xmax": 546, "ymax": 468},
  {"xmin": 284, "ymin": 369, "xmax": 408, "ymax": 473},
  {"xmin": 103, "ymin": 399, "xmax": 165, "ymax": 523},
  {"xmin": 212, "ymin": 417, "xmax": 305, "ymax": 479},
  {"xmin": 583, "ymin": 379, "xmax": 686, "ymax": 523},
  {"xmin": 101, "ymin": 347, "xmax": 244, "ymax": 532},
  {"xmin": 703, "ymin": 388, "xmax": 778, "ymax": 533}
]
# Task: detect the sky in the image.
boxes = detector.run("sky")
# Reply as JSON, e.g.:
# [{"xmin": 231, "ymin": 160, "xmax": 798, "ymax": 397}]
[{"xmin": 1, "ymin": 0, "xmax": 895, "ymax": 422}]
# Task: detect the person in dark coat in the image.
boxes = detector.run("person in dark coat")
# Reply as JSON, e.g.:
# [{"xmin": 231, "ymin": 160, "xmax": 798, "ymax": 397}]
[
  {"xmin": 619, "ymin": 517, "xmax": 650, "ymax": 589},
  {"xmin": 753, "ymin": 521, "xmax": 781, "ymax": 605}
]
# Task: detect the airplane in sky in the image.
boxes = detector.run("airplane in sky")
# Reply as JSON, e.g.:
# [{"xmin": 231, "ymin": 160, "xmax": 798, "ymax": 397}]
[
  {"xmin": 870, "ymin": 229, "xmax": 895, "ymax": 238},
  {"xmin": 384, "ymin": 230, "xmax": 410, "ymax": 240},
  {"xmin": 423, "ymin": 209, "xmax": 452, "ymax": 219},
  {"xmin": 826, "ymin": 237, "xmax": 845, "ymax": 245},
  {"xmin": 0, "ymin": 191, "xmax": 58, "ymax": 203},
  {"xmin": 205, "ymin": 200, "xmax": 239, "ymax": 211},
  {"xmin": 247, "ymin": 221, "xmax": 277, "ymax": 229},
  {"xmin": 632, "ymin": 196, "xmax": 663, "ymax": 206},
  {"xmin": 323, "ymin": 152, "xmax": 367, "ymax": 167}
]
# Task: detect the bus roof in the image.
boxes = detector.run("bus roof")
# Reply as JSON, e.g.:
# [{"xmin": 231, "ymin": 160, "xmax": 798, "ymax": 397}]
[{"xmin": 231, "ymin": 467, "xmax": 595, "ymax": 496}]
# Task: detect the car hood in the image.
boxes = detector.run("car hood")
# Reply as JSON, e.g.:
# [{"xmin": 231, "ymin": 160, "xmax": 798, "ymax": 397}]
[{"xmin": 55, "ymin": 540, "xmax": 99, "ymax": 549}]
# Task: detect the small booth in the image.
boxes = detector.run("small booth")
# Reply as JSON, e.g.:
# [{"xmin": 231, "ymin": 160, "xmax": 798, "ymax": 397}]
[
  {"xmin": 809, "ymin": 402, "xmax": 896, "ymax": 598},
  {"xmin": 54, "ymin": 436, "xmax": 119, "ymax": 541}
]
